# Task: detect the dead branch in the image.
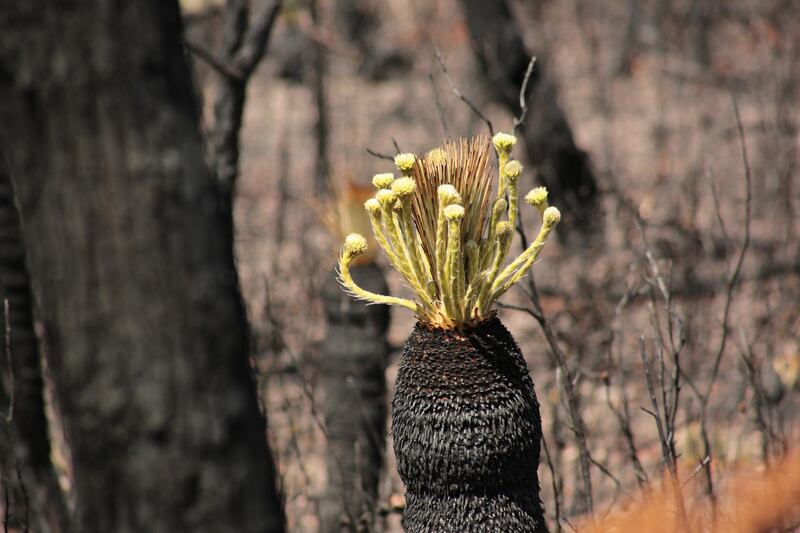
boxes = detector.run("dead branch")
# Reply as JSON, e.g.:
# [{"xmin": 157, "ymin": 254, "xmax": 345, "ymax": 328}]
[{"xmin": 433, "ymin": 46, "xmax": 494, "ymax": 136}]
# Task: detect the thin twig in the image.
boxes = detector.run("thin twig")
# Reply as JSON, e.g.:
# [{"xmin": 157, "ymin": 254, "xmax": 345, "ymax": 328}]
[
  {"xmin": 682, "ymin": 456, "xmax": 712, "ymax": 489},
  {"xmin": 541, "ymin": 434, "xmax": 563, "ymax": 533},
  {"xmin": 640, "ymin": 337, "xmax": 690, "ymax": 529},
  {"xmin": 429, "ymin": 73, "xmax": 451, "ymax": 138},
  {"xmin": 365, "ymin": 148, "xmax": 395, "ymax": 161},
  {"xmin": 709, "ymin": 175, "xmax": 730, "ymax": 243},
  {"xmin": 433, "ymin": 46, "xmax": 494, "ymax": 136},
  {"xmin": 512, "ymin": 210, "xmax": 593, "ymax": 515},
  {"xmin": 703, "ymin": 94, "xmax": 752, "ymax": 402},
  {"xmin": 527, "ymin": 276, "xmax": 593, "ymax": 514},
  {"xmin": 512, "ymin": 56, "xmax": 537, "ymax": 136},
  {"xmin": 496, "ymin": 300, "xmax": 540, "ymax": 320},
  {"xmin": 184, "ymin": 40, "xmax": 245, "ymax": 80}
]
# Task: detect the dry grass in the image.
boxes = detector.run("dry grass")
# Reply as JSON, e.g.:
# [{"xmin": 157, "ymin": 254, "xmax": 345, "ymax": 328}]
[{"xmin": 581, "ymin": 451, "xmax": 800, "ymax": 533}]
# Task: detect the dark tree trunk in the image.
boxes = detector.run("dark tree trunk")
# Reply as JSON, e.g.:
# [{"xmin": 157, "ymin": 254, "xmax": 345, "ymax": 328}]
[
  {"xmin": 310, "ymin": 0, "xmax": 331, "ymax": 197},
  {"xmin": 0, "ymin": 2, "xmax": 283, "ymax": 532},
  {"xmin": 0, "ymin": 163, "xmax": 71, "ymax": 533},
  {"xmin": 319, "ymin": 265, "xmax": 390, "ymax": 532},
  {"xmin": 207, "ymin": 0, "xmax": 282, "ymax": 208},
  {"xmin": 392, "ymin": 318, "xmax": 547, "ymax": 533},
  {"xmin": 460, "ymin": 0, "xmax": 600, "ymax": 243},
  {"xmin": 332, "ymin": 0, "xmax": 411, "ymax": 81}
]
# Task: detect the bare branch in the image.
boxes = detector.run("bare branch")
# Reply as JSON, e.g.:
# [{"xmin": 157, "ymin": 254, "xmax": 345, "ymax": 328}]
[
  {"xmin": 365, "ymin": 148, "xmax": 395, "ymax": 161},
  {"xmin": 512, "ymin": 211, "xmax": 594, "ymax": 515},
  {"xmin": 433, "ymin": 46, "xmax": 494, "ymax": 137},
  {"xmin": 704, "ymin": 94, "xmax": 752, "ymax": 402},
  {"xmin": 232, "ymin": 0, "xmax": 284, "ymax": 78},
  {"xmin": 184, "ymin": 40, "xmax": 244, "ymax": 80},
  {"xmin": 541, "ymin": 434, "xmax": 564, "ymax": 532},
  {"xmin": 512, "ymin": 56, "xmax": 537, "ymax": 136},
  {"xmin": 429, "ymin": 73, "xmax": 451, "ymax": 138}
]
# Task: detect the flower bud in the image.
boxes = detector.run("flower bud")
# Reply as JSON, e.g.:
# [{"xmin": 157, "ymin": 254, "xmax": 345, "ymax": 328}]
[
  {"xmin": 372, "ymin": 173, "xmax": 395, "ymax": 189},
  {"xmin": 505, "ymin": 160, "xmax": 523, "ymax": 182},
  {"xmin": 437, "ymin": 184, "xmax": 462, "ymax": 206},
  {"xmin": 364, "ymin": 198, "xmax": 381, "ymax": 215},
  {"xmin": 492, "ymin": 132, "xmax": 517, "ymax": 153},
  {"xmin": 391, "ymin": 177, "xmax": 416, "ymax": 198},
  {"xmin": 426, "ymin": 147, "xmax": 446, "ymax": 165},
  {"xmin": 496, "ymin": 220, "xmax": 513, "ymax": 238},
  {"xmin": 344, "ymin": 233, "xmax": 368, "ymax": 256},
  {"xmin": 394, "ymin": 153, "xmax": 416, "ymax": 174},
  {"xmin": 543, "ymin": 206, "xmax": 561, "ymax": 226},
  {"xmin": 444, "ymin": 204, "xmax": 465, "ymax": 221},
  {"xmin": 376, "ymin": 189, "xmax": 397, "ymax": 206},
  {"xmin": 525, "ymin": 187, "xmax": 549, "ymax": 210}
]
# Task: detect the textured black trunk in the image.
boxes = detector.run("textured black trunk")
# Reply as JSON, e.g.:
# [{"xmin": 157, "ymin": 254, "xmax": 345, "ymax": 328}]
[
  {"xmin": 0, "ymin": 2, "xmax": 284, "ymax": 531},
  {"xmin": 392, "ymin": 318, "xmax": 547, "ymax": 533},
  {"xmin": 319, "ymin": 265, "xmax": 390, "ymax": 532},
  {"xmin": 0, "ymin": 163, "xmax": 71, "ymax": 533}
]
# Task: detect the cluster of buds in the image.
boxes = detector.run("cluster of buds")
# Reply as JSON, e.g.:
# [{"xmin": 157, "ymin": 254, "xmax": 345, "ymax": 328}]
[{"xmin": 338, "ymin": 132, "xmax": 561, "ymax": 329}]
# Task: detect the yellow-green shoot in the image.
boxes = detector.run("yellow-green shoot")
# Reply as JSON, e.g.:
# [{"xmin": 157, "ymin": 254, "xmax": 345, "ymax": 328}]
[{"xmin": 338, "ymin": 133, "xmax": 561, "ymax": 329}]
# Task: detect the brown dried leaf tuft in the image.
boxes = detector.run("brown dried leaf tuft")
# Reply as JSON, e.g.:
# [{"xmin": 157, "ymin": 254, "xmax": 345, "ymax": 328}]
[{"xmin": 410, "ymin": 135, "xmax": 493, "ymax": 276}]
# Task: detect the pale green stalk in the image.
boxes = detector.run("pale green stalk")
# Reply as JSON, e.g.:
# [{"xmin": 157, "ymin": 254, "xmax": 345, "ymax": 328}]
[
  {"xmin": 338, "ymin": 235, "xmax": 417, "ymax": 311},
  {"xmin": 477, "ymin": 222, "xmax": 512, "ymax": 315},
  {"xmin": 445, "ymin": 216, "xmax": 464, "ymax": 322},
  {"xmin": 434, "ymin": 204, "xmax": 447, "ymax": 301},
  {"xmin": 480, "ymin": 198, "xmax": 507, "ymax": 269},
  {"xmin": 492, "ymin": 207, "xmax": 561, "ymax": 294}
]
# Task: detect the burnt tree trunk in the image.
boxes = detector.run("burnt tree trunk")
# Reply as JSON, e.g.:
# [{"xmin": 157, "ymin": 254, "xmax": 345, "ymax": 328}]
[
  {"xmin": 319, "ymin": 265, "xmax": 390, "ymax": 532},
  {"xmin": 392, "ymin": 318, "xmax": 547, "ymax": 533},
  {"xmin": 207, "ymin": 0, "xmax": 282, "ymax": 209},
  {"xmin": 0, "ymin": 2, "xmax": 283, "ymax": 532},
  {"xmin": 460, "ymin": 0, "xmax": 600, "ymax": 242},
  {"xmin": 0, "ymin": 162, "xmax": 71, "ymax": 533}
]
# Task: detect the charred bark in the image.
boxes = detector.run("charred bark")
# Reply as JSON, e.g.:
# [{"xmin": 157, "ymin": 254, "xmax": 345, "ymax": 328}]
[
  {"xmin": 392, "ymin": 318, "xmax": 547, "ymax": 533},
  {"xmin": 459, "ymin": 0, "xmax": 600, "ymax": 243},
  {"xmin": 332, "ymin": 0, "xmax": 411, "ymax": 81},
  {"xmin": 0, "ymin": 2, "xmax": 283, "ymax": 532},
  {"xmin": 0, "ymin": 162, "xmax": 71, "ymax": 533},
  {"xmin": 319, "ymin": 265, "xmax": 390, "ymax": 532},
  {"xmin": 207, "ymin": 0, "xmax": 283, "ymax": 208}
]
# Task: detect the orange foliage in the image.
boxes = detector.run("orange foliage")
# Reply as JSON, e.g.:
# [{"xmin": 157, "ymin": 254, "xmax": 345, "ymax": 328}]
[{"xmin": 580, "ymin": 451, "xmax": 800, "ymax": 533}]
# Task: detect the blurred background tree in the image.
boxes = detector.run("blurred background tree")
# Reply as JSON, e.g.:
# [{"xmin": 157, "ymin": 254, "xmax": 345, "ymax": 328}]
[{"xmin": 0, "ymin": 1, "xmax": 283, "ymax": 531}]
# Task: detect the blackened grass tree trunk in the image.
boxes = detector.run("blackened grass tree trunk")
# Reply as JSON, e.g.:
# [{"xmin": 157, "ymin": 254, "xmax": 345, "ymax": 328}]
[
  {"xmin": 459, "ymin": 0, "xmax": 600, "ymax": 244},
  {"xmin": 338, "ymin": 135, "xmax": 560, "ymax": 532},
  {"xmin": 0, "ymin": 2, "xmax": 283, "ymax": 532},
  {"xmin": 0, "ymin": 162, "xmax": 71, "ymax": 533},
  {"xmin": 319, "ymin": 265, "xmax": 390, "ymax": 532}
]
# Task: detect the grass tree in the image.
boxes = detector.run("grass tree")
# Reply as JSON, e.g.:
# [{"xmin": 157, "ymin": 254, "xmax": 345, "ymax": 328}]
[
  {"xmin": 318, "ymin": 182, "xmax": 391, "ymax": 532},
  {"xmin": 337, "ymin": 133, "xmax": 560, "ymax": 532}
]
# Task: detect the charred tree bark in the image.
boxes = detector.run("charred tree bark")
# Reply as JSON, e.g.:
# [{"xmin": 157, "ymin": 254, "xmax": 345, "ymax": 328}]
[
  {"xmin": 459, "ymin": 0, "xmax": 600, "ymax": 242},
  {"xmin": 319, "ymin": 265, "xmax": 390, "ymax": 532},
  {"xmin": 206, "ymin": 0, "xmax": 283, "ymax": 208},
  {"xmin": 0, "ymin": 162, "xmax": 71, "ymax": 533},
  {"xmin": 0, "ymin": 2, "xmax": 283, "ymax": 532},
  {"xmin": 332, "ymin": 0, "xmax": 411, "ymax": 81},
  {"xmin": 310, "ymin": 0, "xmax": 331, "ymax": 197},
  {"xmin": 392, "ymin": 318, "xmax": 547, "ymax": 533}
]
